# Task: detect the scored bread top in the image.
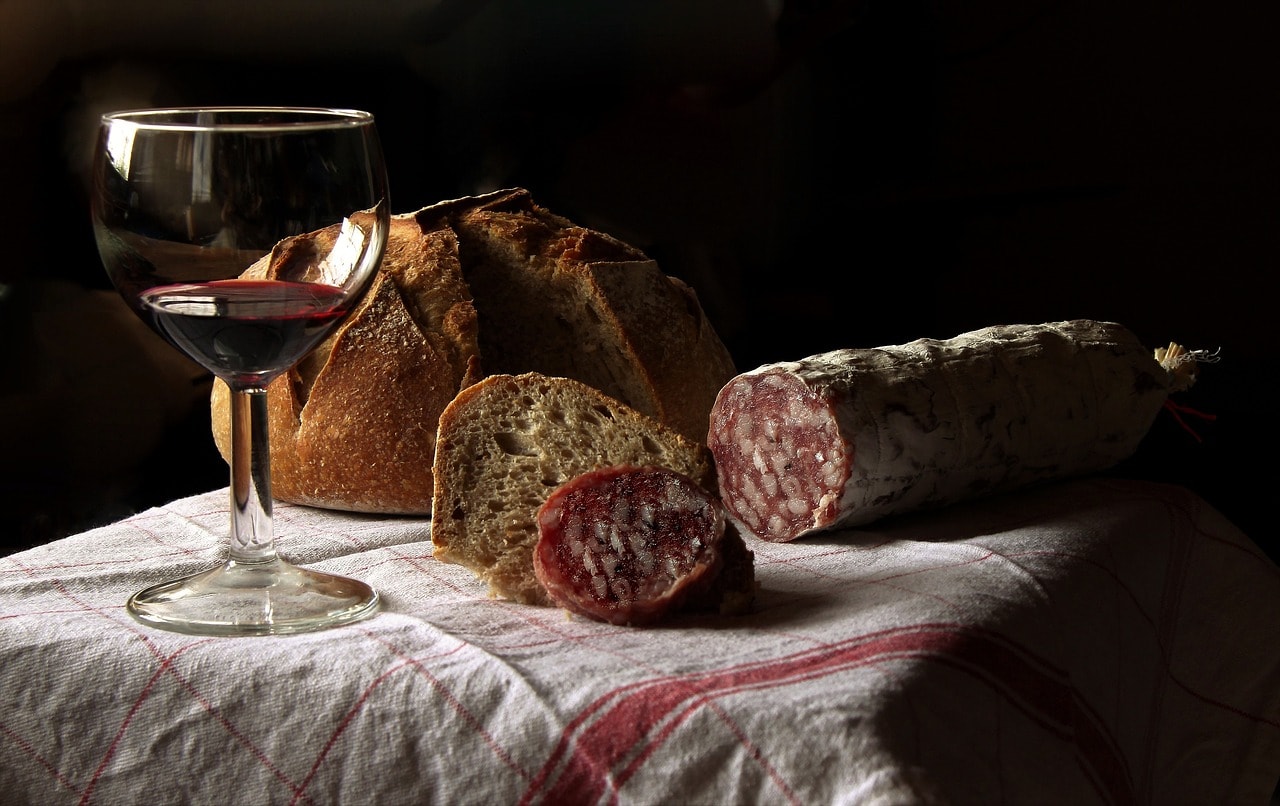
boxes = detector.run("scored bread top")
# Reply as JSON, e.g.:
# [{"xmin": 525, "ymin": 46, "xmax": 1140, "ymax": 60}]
[
  {"xmin": 211, "ymin": 211, "xmax": 482, "ymax": 514},
  {"xmin": 430, "ymin": 372, "xmax": 716, "ymax": 606}
]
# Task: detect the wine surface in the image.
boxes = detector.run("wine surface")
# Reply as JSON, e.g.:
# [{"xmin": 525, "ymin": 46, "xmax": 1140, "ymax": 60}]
[{"xmin": 143, "ymin": 279, "xmax": 349, "ymax": 387}]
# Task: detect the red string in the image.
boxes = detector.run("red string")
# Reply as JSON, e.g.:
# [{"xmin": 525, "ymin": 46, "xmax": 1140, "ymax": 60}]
[{"xmin": 1163, "ymin": 399, "xmax": 1218, "ymax": 443}]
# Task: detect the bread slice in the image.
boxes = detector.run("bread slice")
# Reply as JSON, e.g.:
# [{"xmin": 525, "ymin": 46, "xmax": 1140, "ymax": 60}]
[
  {"xmin": 431, "ymin": 372, "xmax": 717, "ymax": 606},
  {"xmin": 211, "ymin": 209, "xmax": 482, "ymax": 514}
]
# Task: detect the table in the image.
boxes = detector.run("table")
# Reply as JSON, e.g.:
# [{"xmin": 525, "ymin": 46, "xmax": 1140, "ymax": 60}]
[{"xmin": 2, "ymin": 477, "xmax": 1277, "ymax": 804}]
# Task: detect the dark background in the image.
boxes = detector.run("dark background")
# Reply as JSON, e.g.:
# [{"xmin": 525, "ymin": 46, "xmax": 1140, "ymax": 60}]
[{"xmin": 2, "ymin": 1, "xmax": 1275, "ymax": 558}]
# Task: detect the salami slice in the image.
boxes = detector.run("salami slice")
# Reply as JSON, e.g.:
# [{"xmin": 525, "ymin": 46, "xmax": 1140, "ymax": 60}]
[
  {"xmin": 708, "ymin": 320, "xmax": 1196, "ymax": 542},
  {"xmin": 533, "ymin": 465, "xmax": 729, "ymax": 626}
]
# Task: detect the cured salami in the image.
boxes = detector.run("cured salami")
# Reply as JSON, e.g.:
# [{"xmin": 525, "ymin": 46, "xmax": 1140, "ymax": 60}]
[
  {"xmin": 533, "ymin": 465, "xmax": 733, "ymax": 626},
  {"xmin": 707, "ymin": 320, "xmax": 1201, "ymax": 542}
]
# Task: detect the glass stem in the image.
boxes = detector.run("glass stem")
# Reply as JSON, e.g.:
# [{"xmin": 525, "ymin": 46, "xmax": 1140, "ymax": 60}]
[{"xmin": 229, "ymin": 387, "xmax": 277, "ymax": 565}]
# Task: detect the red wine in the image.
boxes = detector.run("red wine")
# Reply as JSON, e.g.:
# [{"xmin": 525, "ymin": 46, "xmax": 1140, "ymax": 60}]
[{"xmin": 142, "ymin": 279, "xmax": 351, "ymax": 387}]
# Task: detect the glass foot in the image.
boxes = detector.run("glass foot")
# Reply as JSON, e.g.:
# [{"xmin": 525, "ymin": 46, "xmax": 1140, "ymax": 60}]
[{"xmin": 126, "ymin": 558, "xmax": 379, "ymax": 636}]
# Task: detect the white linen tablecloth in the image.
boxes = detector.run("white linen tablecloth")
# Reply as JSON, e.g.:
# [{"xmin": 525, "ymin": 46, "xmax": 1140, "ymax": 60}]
[{"xmin": 2, "ymin": 477, "xmax": 1278, "ymax": 805}]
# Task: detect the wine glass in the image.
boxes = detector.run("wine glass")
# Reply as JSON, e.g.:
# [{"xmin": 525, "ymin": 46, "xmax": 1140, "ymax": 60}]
[{"xmin": 90, "ymin": 107, "xmax": 390, "ymax": 636}]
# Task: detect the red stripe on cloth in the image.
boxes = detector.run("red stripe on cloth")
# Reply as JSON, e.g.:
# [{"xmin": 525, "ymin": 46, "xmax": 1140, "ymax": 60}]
[
  {"xmin": 287, "ymin": 632, "xmax": 534, "ymax": 806},
  {"xmin": 520, "ymin": 623, "xmax": 1135, "ymax": 805},
  {"xmin": 78, "ymin": 641, "xmax": 231, "ymax": 806},
  {"xmin": 0, "ymin": 719, "xmax": 80, "ymax": 797},
  {"xmin": 8, "ymin": 571, "xmax": 313, "ymax": 805}
]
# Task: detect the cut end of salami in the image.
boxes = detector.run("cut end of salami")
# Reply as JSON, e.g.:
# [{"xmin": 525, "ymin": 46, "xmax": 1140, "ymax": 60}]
[
  {"xmin": 708, "ymin": 371, "xmax": 850, "ymax": 542},
  {"xmin": 533, "ymin": 465, "xmax": 736, "ymax": 626}
]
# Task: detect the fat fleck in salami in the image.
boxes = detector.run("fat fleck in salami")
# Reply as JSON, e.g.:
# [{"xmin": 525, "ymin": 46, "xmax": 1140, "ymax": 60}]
[
  {"xmin": 707, "ymin": 320, "xmax": 1203, "ymax": 542},
  {"xmin": 533, "ymin": 465, "xmax": 731, "ymax": 626}
]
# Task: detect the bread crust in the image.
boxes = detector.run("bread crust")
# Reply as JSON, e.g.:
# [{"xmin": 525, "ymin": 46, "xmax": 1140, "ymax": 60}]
[{"xmin": 446, "ymin": 187, "xmax": 737, "ymax": 444}]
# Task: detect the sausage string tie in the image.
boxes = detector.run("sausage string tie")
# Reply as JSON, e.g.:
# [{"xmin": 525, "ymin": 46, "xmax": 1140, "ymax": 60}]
[{"xmin": 1154, "ymin": 341, "xmax": 1221, "ymax": 443}]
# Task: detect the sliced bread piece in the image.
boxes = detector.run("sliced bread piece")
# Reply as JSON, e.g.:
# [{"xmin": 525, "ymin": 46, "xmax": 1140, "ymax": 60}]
[{"xmin": 430, "ymin": 372, "xmax": 717, "ymax": 606}]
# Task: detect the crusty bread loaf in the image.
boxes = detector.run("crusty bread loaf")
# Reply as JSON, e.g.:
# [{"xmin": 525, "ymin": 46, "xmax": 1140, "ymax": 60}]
[
  {"xmin": 211, "ymin": 209, "xmax": 483, "ymax": 514},
  {"xmin": 430, "ymin": 372, "xmax": 717, "ymax": 606},
  {"xmin": 212, "ymin": 188, "xmax": 736, "ymax": 515}
]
